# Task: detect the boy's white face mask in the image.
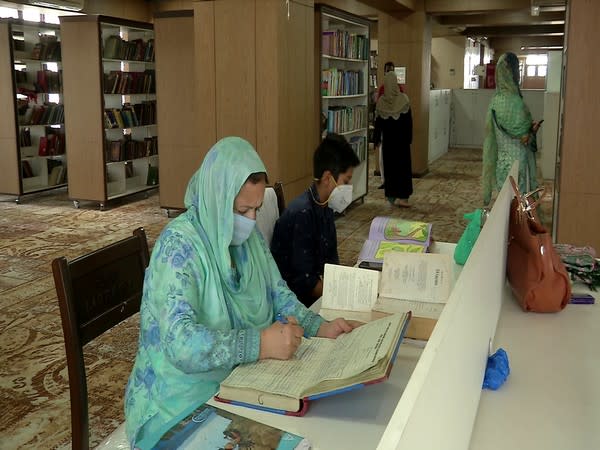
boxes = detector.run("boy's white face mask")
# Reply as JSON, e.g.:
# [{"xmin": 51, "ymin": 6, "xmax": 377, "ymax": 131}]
[{"xmin": 328, "ymin": 184, "xmax": 353, "ymax": 213}]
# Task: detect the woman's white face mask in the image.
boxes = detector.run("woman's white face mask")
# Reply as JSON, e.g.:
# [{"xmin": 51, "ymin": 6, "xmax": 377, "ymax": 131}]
[
  {"xmin": 328, "ymin": 184, "xmax": 353, "ymax": 213},
  {"xmin": 231, "ymin": 213, "xmax": 256, "ymax": 246}
]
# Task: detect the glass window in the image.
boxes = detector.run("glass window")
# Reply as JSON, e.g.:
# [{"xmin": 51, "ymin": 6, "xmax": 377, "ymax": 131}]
[
  {"xmin": 44, "ymin": 14, "xmax": 60, "ymax": 24},
  {"xmin": 537, "ymin": 65, "xmax": 547, "ymax": 77},
  {"xmin": 0, "ymin": 7, "xmax": 18, "ymax": 18},
  {"xmin": 22, "ymin": 9, "xmax": 41, "ymax": 22},
  {"xmin": 527, "ymin": 65, "xmax": 537, "ymax": 77},
  {"xmin": 526, "ymin": 54, "xmax": 548, "ymax": 66}
]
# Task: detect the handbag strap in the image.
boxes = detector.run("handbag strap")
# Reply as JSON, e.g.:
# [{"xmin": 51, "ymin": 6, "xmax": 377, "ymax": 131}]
[{"xmin": 509, "ymin": 175, "xmax": 545, "ymax": 220}]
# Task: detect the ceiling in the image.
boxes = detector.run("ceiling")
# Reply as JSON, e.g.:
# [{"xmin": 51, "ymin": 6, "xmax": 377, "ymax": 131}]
[
  {"xmin": 353, "ymin": 0, "xmax": 567, "ymax": 54},
  {"xmin": 427, "ymin": 0, "xmax": 566, "ymax": 53}
]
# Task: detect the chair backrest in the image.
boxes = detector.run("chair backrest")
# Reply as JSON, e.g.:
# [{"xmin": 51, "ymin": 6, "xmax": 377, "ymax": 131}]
[
  {"xmin": 52, "ymin": 227, "xmax": 150, "ymax": 450},
  {"xmin": 273, "ymin": 181, "xmax": 285, "ymax": 215},
  {"xmin": 256, "ymin": 186, "xmax": 280, "ymax": 246}
]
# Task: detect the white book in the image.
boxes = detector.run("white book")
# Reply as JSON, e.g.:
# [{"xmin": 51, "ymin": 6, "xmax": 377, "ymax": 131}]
[{"xmin": 321, "ymin": 251, "xmax": 452, "ymax": 320}]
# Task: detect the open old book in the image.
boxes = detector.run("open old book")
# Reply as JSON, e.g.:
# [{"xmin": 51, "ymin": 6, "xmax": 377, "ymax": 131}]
[
  {"xmin": 357, "ymin": 217, "xmax": 433, "ymax": 270},
  {"xmin": 321, "ymin": 251, "xmax": 453, "ymax": 339},
  {"xmin": 215, "ymin": 312, "xmax": 411, "ymax": 416}
]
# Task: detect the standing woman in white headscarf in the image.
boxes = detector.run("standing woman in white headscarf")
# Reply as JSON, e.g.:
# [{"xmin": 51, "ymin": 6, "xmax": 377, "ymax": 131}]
[{"xmin": 373, "ymin": 70, "xmax": 413, "ymax": 208}]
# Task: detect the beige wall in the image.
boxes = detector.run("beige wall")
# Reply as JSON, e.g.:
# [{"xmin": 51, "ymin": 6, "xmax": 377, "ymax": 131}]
[
  {"xmin": 556, "ymin": 0, "xmax": 600, "ymax": 250},
  {"xmin": 431, "ymin": 36, "xmax": 465, "ymax": 89}
]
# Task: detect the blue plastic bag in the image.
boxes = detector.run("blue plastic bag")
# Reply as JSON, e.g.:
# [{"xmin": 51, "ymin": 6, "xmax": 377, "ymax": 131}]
[{"xmin": 482, "ymin": 348, "xmax": 510, "ymax": 390}]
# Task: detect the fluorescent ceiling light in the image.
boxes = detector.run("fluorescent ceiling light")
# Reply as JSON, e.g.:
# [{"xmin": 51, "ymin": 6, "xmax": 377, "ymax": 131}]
[{"xmin": 520, "ymin": 45, "xmax": 563, "ymax": 50}]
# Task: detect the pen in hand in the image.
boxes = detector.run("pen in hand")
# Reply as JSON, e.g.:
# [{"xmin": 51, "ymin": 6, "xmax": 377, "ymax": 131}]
[{"xmin": 276, "ymin": 313, "xmax": 310, "ymax": 339}]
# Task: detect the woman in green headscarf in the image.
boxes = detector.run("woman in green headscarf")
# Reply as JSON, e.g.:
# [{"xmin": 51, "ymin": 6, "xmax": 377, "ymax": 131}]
[
  {"xmin": 482, "ymin": 52, "xmax": 541, "ymax": 205},
  {"xmin": 124, "ymin": 137, "xmax": 358, "ymax": 448}
]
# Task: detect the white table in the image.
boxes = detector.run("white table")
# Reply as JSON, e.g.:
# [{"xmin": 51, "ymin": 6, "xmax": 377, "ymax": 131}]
[
  {"xmin": 469, "ymin": 284, "xmax": 600, "ymax": 450},
  {"xmin": 208, "ymin": 342, "xmax": 423, "ymax": 449},
  {"xmin": 208, "ymin": 242, "xmax": 460, "ymax": 449}
]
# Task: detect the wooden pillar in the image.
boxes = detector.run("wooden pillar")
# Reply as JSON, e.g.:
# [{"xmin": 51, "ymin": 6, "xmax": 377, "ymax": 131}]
[
  {"xmin": 378, "ymin": 5, "xmax": 431, "ymax": 176},
  {"xmin": 193, "ymin": 0, "xmax": 317, "ymax": 201},
  {"xmin": 555, "ymin": 0, "xmax": 600, "ymax": 249}
]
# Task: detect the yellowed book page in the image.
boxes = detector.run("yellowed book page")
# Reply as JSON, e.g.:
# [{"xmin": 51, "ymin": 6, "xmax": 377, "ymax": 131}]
[
  {"xmin": 321, "ymin": 263, "xmax": 380, "ymax": 311},
  {"xmin": 373, "ymin": 297, "xmax": 444, "ymax": 319},
  {"xmin": 221, "ymin": 314, "xmax": 408, "ymax": 399},
  {"xmin": 379, "ymin": 252, "xmax": 452, "ymax": 303}
]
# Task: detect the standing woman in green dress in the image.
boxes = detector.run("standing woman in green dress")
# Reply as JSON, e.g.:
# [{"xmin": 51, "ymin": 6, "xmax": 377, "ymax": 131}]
[{"xmin": 482, "ymin": 52, "xmax": 542, "ymax": 205}]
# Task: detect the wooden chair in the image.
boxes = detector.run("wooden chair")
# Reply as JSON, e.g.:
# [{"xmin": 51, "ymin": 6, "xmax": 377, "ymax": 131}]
[
  {"xmin": 52, "ymin": 227, "xmax": 150, "ymax": 450},
  {"xmin": 273, "ymin": 181, "xmax": 285, "ymax": 215},
  {"xmin": 256, "ymin": 181, "xmax": 286, "ymax": 246}
]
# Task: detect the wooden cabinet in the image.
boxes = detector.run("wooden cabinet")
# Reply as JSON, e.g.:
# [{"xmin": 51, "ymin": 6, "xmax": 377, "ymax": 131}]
[
  {"xmin": 0, "ymin": 19, "xmax": 67, "ymax": 201},
  {"xmin": 152, "ymin": 1, "xmax": 317, "ymax": 211},
  {"xmin": 153, "ymin": 10, "xmax": 200, "ymax": 212},
  {"xmin": 60, "ymin": 15, "xmax": 158, "ymax": 209},
  {"xmin": 316, "ymin": 5, "xmax": 370, "ymax": 202}
]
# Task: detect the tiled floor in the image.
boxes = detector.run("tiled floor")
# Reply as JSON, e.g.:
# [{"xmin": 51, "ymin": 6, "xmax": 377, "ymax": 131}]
[{"xmin": 0, "ymin": 147, "xmax": 554, "ymax": 448}]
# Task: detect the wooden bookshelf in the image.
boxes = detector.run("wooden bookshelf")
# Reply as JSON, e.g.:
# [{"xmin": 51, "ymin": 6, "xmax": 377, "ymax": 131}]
[
  {"xmin": 0, "ymin": 19, "xmax": 67, "ymax": 202},
  {"xmin": 316, "ymin": 5, "xmax": 370, "ymax": 203},
  {"xmin": 60, "ymin": 15, "xmax": 157, "ymax": 210}
]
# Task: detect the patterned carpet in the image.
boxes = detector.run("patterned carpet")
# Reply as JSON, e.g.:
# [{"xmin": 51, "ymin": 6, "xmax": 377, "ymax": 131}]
[{"xmin": 0, "ymin": 147, "xmax": 553, "ymax": 449}]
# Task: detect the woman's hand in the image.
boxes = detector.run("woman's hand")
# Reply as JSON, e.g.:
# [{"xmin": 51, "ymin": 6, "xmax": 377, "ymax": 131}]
[
  {"xmin": 532, "ymin": 121, "xmax": 541, "ymax": 133},
  {"xmin": 317, "ymin": 318, "xmax": 363, "ymax": 339},
  {"xmin": 259, "ymin": 317, "xmax": 304, "ymax": 360}
]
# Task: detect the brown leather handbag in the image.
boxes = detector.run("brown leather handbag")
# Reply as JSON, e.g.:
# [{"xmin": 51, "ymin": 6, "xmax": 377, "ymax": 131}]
[{"xmin": 506, "ymin": 176, "xmax": 571, "ymax": 312}]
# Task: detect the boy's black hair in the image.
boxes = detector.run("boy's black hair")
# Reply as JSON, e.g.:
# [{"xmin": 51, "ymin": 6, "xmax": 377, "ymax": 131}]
[
  {"xmin": 313, "ymin": 133, "xmax": 360, "ymax": 180},
  {"xmin": 384, "ymin": 61, "xmax": 395, "ymax": 72}
]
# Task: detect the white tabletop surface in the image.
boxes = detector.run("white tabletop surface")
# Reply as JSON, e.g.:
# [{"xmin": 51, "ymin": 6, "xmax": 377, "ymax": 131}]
[
  {"xmin": 207, "ymin": 242, "xmax": 460, "ymax": 449},
  {"xmin": 469, "ymin": 283, "xmax": 600, "ymax": 450},
  {"xmin": 208, "ymin": 341, "xmax": 424, "ymax": 449}
]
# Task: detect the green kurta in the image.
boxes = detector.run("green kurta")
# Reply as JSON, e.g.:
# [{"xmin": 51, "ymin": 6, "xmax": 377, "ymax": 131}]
[{"xmin": 482, "ymin": 53, "xmax": 538, "ymax": 205}]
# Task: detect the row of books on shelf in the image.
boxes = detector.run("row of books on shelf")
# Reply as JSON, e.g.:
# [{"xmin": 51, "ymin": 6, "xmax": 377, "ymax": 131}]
[
  {"xmin": 38, "ymin": 131, "xmax": 66, "ymax": 156},
  {"xmin": 103, "ymin": 35, "xmax": 155, "ymax": 62},
  {"xmin": 21, "ymin": 159, "xmax": 67, "ymax": 185},
  {"xmin": 18, "ymin": 103, "xmax": 64, "ymax": 126},
  {"xmin": 326, "ymin": 105, "xmax": 366, "ymax": 134},
  {"xmin": 348, "ymin": 135, "xmax": 367, "ymax": 162},
  {"xmin": 103, "ymin": 70, "xmax": 155, "ymax": 95},
  {"xmin": 322, "ymin": 30, "xmax": 368, "ymax": 60},
  {"xmin": 15, "ymin": 69, "xmax": 62, "ymax": 93},
  {"xmin": 104, "ymin": 101, "xmax": 156, "ymax": 129},
  {"xmin": 321, "ymin": 68, "xmax": 364, "ymax": 96},
  {"xmin": 107, "ymin": 162, "xmax": 159, "ymax": 187},
  {"xmin": 31, "ymin": 34, "xmax": 61, "ymax": 61},
  {"xmin": 105, "ymin": 135, "xmax": 158, "ymax": 162}
]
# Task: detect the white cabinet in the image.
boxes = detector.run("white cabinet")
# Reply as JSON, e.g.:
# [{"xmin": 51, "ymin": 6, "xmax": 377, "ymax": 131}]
[
  {"xmin": 428, "ymin": 89, "xmax": 451, "ymax": 163},
  {"xmin": 450, "ymin": 89, "xmax": 544, "ymax": 150}
]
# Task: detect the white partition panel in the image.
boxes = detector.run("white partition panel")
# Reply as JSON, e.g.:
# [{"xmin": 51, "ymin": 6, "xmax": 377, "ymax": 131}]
[{"xmin": 377, "ymin": 163, "xmax": 518, "ymax": 450}]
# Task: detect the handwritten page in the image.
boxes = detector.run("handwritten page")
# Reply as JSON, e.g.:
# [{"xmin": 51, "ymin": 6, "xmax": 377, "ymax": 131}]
[
  {"xmin": 321, "ymin": 263, "xmax": 380, "ymax": 311},
  {"xmin": 379, "ymin": 252, "xmax": 452, "ymax": 304},
  {"xmin": 220, "ymin": 314, "xmax": 407, "ymax": 398}
]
